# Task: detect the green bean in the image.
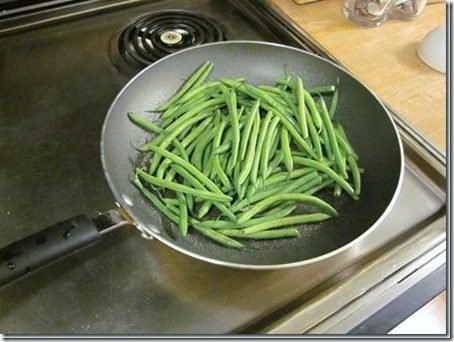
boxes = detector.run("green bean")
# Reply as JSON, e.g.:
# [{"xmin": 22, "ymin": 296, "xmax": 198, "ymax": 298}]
[
  {"xmin": 240, "ymin": 213, "xmax": 332, "ymax": 235},
  {"xmin": 212, "ymin": 119, "xmax": 233, "ymax": 190},
  {"xmin": 197, "ymin": 200, "xmax": 213, "ymax": 219},
  {"xmin": 237, "ymin": 193, "xmax": 337, "ymax": 224},
  {"xmin": 220, "ymin": 228, "xmax": 300, "ymax": 239},
  {"xmin": 276, "ymin": 75, "xmax": 292, "ymax": 91},
  {"xmin": 226, "ymin": 90, "xmax": 240, "ymax": 173},
  {"xmin": 191, "ymin": 224, "xmax": 244, "ymax": 249},
  {"xmin": 196, "ymin": 204, "xmax": 297, "ymax": 230},
  {"xmin": 128, "ymin": 112, "xmax": 188, "ymax": 161},
  {"xmin": 240, "ymin": 84, "xmax": 290, "ymax": 117},
  {"xmin": 305, "ymin": 109, "xmax": 323, "ymax": 160},
  {"xmin": 306, "ymin": 85, "xmax": 336, "ymax": 95},
  {"xmin": 239, "ymin": 100, "xmax": 260, "ymax": 161},
  {"xmin": 176, "ymin": 192, "xmax": 188, "ymax": 236},
  {"xmin": 143, "ymin": 144, "xmax": 225, "ymax": 196},
  {"xmin": 219, "ymin": 77, "xmax": 245, "ymax": 88},
  {"xmin": 242, "ymin": 84, "xmax": 316, "ymax": 158},
  {"xmin": 158, "ymin": 61, "xmax": 212, "ymax": 111},
  {"xmin": 164, "ymin": 98, "xmax": 224, "ymax": 133},
  {"xmin": 329, "ymin": 84, "xmax": 339, "ymax": 119},
  {"xmin": 232, "ymin": 171, "xmax": 321, "ymax": 212},
  {"xmin": 144, "ymin": 110, "xmax": 214, "ymax": 174},
  {"xmin": 320, "ymin": 123, "xmax": 333, "ymax": 160},
  {"xmin": 296, "ymin": 77, "xmax": 309, "ymax": 138},
  {"xmin": 292, "ymin": 156, "xmax": 357, "ymax": 199},
  {"xmin": 347, "ymin": 154, "xmax": 361, "ymax": 195},
  {"xmin": 238, "ymin": 109, "xmax": 260, "ymax": 186},
  {"xmin": 268, "ymin": 128, "xmax": 281, "ymax": 168},
  {"xmin": 213, "ymin": 142, "xmax": 231, "ymax": 155},
  {"xmin": 304, "ymin": 177, "xmax": 335, "ymax": 196},
  {"xmin": 264, "ymin": 167, "xmax": 313, "ymax": 187},
  {"xmin": 318, "ymin": 96, "xmax": 347, "ymax": 179},
  {"xmin": 264, "ymin": 150, "xmax": 283, "ymax": 179},
  {"xmin": 335, "ymin": 123, "xmax": 358, "ymax": 159},
  {"xmin": 333, "ymin": 184, "xmax": 342, "ymax": 197},
  {"xmin": 180, "ymin": 117, "xmax": 213, "ymax": 148},
  {"xmin": 137, "ymin": 169, "xmax": 231, "ymax": 202},
  {"xmin": 260, "ymin": 116, "xmax": 280, "ymax": 178},
  {"xmin": 171, "ymin": 165, "xmax": 236, "ymax": 221},
  {"xmin": 134, "ymin": 176, "xmax": 179, "ymax": 224},
  {"xmin": 162, "ymin": 197, "xmax": 179, "ymax": 206},
  {"xmin": 191, "ymin": 130, "xmax": 215, "ymax": 171},
  {"xmin": 280, "ymin": 126, "xmax": 293, "ymax": 175},
  {"xmin": 250, "ymin": 110, "xmax": 272, "ymax": 185},
  {"xmin": 162, "ymin": 93, "xmax": 210, "ymax": 123},
  {"xmin": 304, "ymin": 90, "xmax": 323, "ymax": 130},
  {"xmin": 176, "ymin": 81, "xmax": 220, "ymax": 106}
]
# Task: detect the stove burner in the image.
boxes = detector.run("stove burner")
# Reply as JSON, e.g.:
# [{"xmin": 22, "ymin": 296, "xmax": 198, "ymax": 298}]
[{"xmin": 116, "ymin": 10, "xmax": 229, "ymax": 69}]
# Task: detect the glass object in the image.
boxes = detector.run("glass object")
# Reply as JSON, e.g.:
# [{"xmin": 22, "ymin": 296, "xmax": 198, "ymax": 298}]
[{"xmin": 344, "ymin": 0, "xmax": 427, "ymax": 27}]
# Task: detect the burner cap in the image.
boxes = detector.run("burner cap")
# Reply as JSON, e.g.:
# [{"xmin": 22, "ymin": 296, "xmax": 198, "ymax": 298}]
[{"xmin": 115, "ymin": 10, "xmax": 229, "ymax": 70}]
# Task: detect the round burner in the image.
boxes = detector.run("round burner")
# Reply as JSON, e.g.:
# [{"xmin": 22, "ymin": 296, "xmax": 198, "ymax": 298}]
[{"xmin": 115, "ymin": 10, "xmax": 229, "ymax": 69}]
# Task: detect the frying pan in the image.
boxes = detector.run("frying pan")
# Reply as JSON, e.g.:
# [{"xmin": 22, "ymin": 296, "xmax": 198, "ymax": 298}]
[{"xmin": 0, "ymin": 42, "xmax": 403, "ymax": 287}]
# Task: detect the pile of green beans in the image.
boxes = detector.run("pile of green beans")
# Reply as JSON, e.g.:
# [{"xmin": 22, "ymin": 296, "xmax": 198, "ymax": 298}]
[{"xmin": 129, "ymin": 60, "xmax": 362, "ymax": 249}]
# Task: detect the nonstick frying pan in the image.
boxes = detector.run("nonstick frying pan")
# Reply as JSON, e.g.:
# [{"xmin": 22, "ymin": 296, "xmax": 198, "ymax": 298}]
[{"xmin": 0, "ymin": 42, "xmax": 403, "ymax": 287}]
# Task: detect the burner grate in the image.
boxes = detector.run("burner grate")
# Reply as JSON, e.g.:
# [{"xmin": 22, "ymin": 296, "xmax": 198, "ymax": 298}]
[{"xmin": 115, "ymin": 10, "xmax": 229, "ymax": 70}]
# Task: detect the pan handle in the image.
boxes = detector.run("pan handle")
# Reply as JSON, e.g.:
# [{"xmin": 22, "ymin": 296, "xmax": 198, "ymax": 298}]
[{"xmin": 0, "ymin": 210, "xmax": 130, "ymax": 289}]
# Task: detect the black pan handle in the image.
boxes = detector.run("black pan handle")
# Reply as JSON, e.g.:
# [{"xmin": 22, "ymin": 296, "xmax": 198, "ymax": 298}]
[{"xmin": 0, "ymin": 215, "xmax": 102, "ymax": 289}]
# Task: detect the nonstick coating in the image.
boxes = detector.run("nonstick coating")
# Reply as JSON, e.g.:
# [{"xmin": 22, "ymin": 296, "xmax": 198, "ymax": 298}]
[{"xmin": 101, "ymin": 41, "xmax": 403, "ymax": 269}]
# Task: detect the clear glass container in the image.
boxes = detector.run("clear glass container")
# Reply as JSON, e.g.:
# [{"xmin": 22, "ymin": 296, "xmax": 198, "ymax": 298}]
[{"xmin": 344, "ymin": 0, "xmax": 427, "ymax": 27}]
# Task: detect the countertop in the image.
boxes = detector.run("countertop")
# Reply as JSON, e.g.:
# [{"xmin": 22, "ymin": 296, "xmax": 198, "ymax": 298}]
[
  {"xmin": 271, "ymin": 0, "xmax": 446, "ymax": 151},
  {"xmin": 269, "ymin": 0, "xmax": 447, "ymax": 334}
]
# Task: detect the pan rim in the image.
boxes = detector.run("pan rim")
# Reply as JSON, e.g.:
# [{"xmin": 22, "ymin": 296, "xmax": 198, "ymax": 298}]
[{"xmin": 101, "ymin": 40, "xmax": 405, "ymax": 270}]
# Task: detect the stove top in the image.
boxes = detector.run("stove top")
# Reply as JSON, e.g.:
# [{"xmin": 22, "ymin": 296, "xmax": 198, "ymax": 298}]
[{"xmin": 0, "ymin": 0, "xmax": 446, "ymax": 335}]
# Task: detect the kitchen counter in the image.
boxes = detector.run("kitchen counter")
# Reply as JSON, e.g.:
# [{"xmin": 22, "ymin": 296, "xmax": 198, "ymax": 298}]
[{"xmin": 271, "ymin": 0, "xmax": 446, "ymax": 151}]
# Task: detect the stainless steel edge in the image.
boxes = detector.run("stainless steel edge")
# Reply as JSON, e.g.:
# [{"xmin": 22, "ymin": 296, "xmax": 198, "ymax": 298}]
[
  {"xmin": 261, "ymin": 216, "xmax": 446, "ymax": 334},
  {"xmin": 314, "ymin": 249, "xmax": 446, "ymax": 334}
]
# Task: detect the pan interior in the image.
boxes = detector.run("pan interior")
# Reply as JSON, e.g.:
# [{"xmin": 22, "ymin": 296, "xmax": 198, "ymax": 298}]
[{"xmin": 101, "ymin": 42, "xmax": 402, "ymax": 267}]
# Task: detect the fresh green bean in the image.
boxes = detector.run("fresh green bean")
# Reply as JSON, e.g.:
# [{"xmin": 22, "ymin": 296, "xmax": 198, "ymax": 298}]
[
  {"xmin": 171, "ymin": 165, "xmax": 236, "ymax": 221},
  {"xmin": 212, "ymin": 119, "xmax": 233, "ymax": 190},
  {"xmin": 237, "ymin": 193, "xmax": 337, "ymax": 224},
  {"xmin": 143, "ymin": 144, "xmax": 225, "ymax": 195},
  {"xmin": 134, "ymin": 176, "xmax": 184, "ymax": 227},
  {"xmin": 280, "ymin": 126, "xmax": 293, "ymax": 175},
  {"xmin": 158, "ymin": 61, "xmax": 212, "ymax": 111},
  {"xmin": 264, "ymin": 167, "xmax": 313, "ymax": 187},
  {"xmin": 176, "ymin": 192, "xmax": 188, "ymax": 236},
  {"xmin": 191, "ymin": 224, "xmax": 244, "ymax": 249},
  {"xmin": 304, "ymin": 90, "xmax": 323, "ymax": 129},
  {"xmin": 226, "ymin": 90, "xmax": 240, "ymax": 173},
  {"xmin": 260, "ymin": 116, "xmax": 280, "ymax": 178},
  {"xmin": 137, "ymin": 169, "xmax": 231, "ymax": 202},
  {"xmin": 238, "ymin": 108, "xmax": 260, "ymax": 186},
  {"xmin": 296, "ymin": 77, "xmax": 309, "ymax": 138},
  {"xmin": 292, "ymin": 156, "xmax": 357, "ymax": 199},
  {"xmin": 240, "ymin": 213, "xmax": 332, "ymax": 235},
  {"xmin": 318, "ymin": 96, "xmax": 347, "ymax": 179},
  {"xmin": 220, "ymin": 228, "xmax": 300, "ymax": 239},
  {"xmin": 305, "ymin": 109, "xmax": 323, "ymax": 160},
  {"xmin": 239, "ymin": 100, "xmax": 260, "ymax": 161},
  {"xmin": 250, "ymin": 110, "xmax": 272, "ymax": 185},
  {"xmin": 232, "ymin": 171, "xmax": 321, "ymax": 212},
  {"xmin": 306, "ymin": 85, "xmax": 336, "ymax": 95},
  {"xmin": 264, "ymin": 150, "xmax": 283, "ymax": 179},
  {"xmin": 329, "ymin": 85, "xmax": 339, "ymax": 119},
  {"xmin": 347, "ymin": 154, "xmax": 361, "ymax": 195}
]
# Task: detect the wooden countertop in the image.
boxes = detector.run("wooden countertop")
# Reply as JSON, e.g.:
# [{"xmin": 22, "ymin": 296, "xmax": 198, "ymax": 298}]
[{"xmin": 270, "ymin": 0, "xmax": 446, "ymax": 151}]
